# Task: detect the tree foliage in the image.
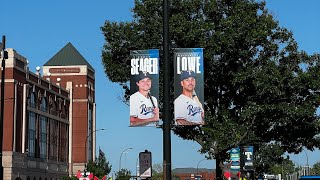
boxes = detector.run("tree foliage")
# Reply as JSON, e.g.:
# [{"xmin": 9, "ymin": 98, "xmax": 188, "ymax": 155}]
[
  {"xmin": 151, "ymin": 163, "xmax": 164, "ymax": 180},
  {"xmin": 101, "ymin": 0, "xmax": 320, "ymax": 178},
  {"xmin": 115, "ymin": 169, "xmax": 132, "ymax": 180},
  {"xmin": 269, "ymin": 156, "xmax": 295, "ymax": 176},
  {"xmin": 150, "ymin": 163, "xmax": 180, "ymax": 180},
  {"xmin": 86, "ymin": 149, "xmax": 112, "ymax": 178},
  {"xmin": 253, "ymin": 143, "xmax": 285, "ymax": 174},
  {"xmin": 311, "ymin": 162, "xmax": 320, "ymax": 175}
]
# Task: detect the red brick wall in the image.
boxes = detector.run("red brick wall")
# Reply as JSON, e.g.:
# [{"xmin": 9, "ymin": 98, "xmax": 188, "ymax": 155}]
[{"xmin": 174, "ymin": 172, "xmax": 216, "ymax": 180}]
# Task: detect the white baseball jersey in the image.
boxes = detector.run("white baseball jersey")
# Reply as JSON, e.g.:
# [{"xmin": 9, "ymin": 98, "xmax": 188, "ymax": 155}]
[
  {"xmin": 174, "ymin": 94, "xmax": 203, "ymax": 124},
  {"xmin": 130, "ymin": 91, "xmax": 158, "ymax": 119}
]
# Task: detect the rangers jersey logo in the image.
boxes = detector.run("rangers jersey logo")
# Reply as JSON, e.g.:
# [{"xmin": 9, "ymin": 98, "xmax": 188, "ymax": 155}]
[
  {"xmin": 140, "ymin": 104, "xmax": 154, "ymax": 115},
  {"xmin": 187, "ymin": 104, "xmax": 202, "ymax": 116}
]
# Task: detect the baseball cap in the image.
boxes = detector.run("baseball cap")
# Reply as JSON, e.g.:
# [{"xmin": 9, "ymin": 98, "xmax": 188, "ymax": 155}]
[
  {"xmin": 180, "ymin": 70, "xmax": 196, "ymax": 81},
  {"xmin": 137, "ymin": 71, "xmax": 152, "ymax": 82}
]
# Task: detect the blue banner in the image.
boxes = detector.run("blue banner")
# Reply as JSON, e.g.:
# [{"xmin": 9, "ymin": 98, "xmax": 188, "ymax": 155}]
[
  {"xmin": 173, "ymin": 48, "xmax": 204, "ymax": 126},
  {"xmin": 230, "ymin": 147, "xmax": 240, "ymax": 171},
  {"xmin": 129, "ymin": 49, "xmax": 159, "ymax": 127}
]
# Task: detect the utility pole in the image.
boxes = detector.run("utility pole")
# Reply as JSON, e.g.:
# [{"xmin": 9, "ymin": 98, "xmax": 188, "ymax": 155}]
[
  {"xmin": 0, "ymin": 35, "xmax": 8, "ymax": 180},
  {"xmin": 162, "ymin": 0, "xmax": 172, "ymax": 180}
]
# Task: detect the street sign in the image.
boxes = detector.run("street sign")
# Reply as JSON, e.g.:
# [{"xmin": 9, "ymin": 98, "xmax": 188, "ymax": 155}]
[{"xmin": 139, "ymin": 150, "xmax": 152, "ymax": 179}]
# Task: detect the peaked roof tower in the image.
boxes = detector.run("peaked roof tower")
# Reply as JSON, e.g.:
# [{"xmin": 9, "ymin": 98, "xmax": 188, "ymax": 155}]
[{"xmin": 44, "ymin": 42, "xmax": 93, "ymax": 70}]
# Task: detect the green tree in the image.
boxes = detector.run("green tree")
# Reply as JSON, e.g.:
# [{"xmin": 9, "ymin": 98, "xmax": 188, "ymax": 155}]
[
  {"xmin": 269, "ymin": 156, "xmax": 295, "ymax": 176},
  {"xmin": 86, "ymin": 149, "xmax": 112, "ymax": 178},
  {"xmin": 151, "ymin": 163, "xmax": 163, "ymax": 180},
  {"xmin": 311, "ymin": 162, "xmax": 320, "ymax": 175},
  {"xmin": 101, "ymin": 0, "xmax": 320, "ymax": 179},
  {"xmin": 116, "ymin": 169, "xmax": 132, "ymax": 180},
  {"xmin": 151, "ymin": 163, "xmax": 179, "ymax": 180},
  {"xmin": 254, "ymin": 143, "xmax": 284, "ymax": 175}
]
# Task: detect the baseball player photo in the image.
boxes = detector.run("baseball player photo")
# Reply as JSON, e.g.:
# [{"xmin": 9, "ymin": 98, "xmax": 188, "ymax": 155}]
[
  {"xmin": 130, "ymin": 71, "xmax": 159, "ymax": 127},
  {"xmin": 174, "ymin": 48, "xmax": 204, "ymax": 126},
  {"xmin": 174, "ymin": 70, "xmax": 204, "ymax": 125}
]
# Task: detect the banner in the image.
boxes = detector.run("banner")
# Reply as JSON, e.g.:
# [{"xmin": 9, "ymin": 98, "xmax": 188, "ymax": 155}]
[
  {"xmin": 139, "ymin": 150, "xmax": 152, "ymax": 179},
  {"xmin": 241, "ymin": 146, "xmax": 254, "ymax": 171},
  {"xmin": 130, "ymin": 49, "xmax": 159, "ymax": 127},
  {"xmin": 174, "ymin": 48, "xmax": 204, "ymax": 126},
  {"xmin": 230, "ymin": 147, "xmax": 240, "ymax": 172}
]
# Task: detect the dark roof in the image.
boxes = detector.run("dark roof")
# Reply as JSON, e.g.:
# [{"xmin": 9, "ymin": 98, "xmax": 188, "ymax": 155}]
[{"xmin": 44, "ymin": 42, "xmax": 94, "ymax": 70}]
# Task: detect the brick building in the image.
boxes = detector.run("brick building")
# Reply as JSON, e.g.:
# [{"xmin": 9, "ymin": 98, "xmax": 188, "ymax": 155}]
[
  {"xmin": 173, "ymin": 168, "xmax": 216, "ymax": 180},
  {"xmin": 0, "ymin": 42, "xmax": 96, "ymax": 179}
]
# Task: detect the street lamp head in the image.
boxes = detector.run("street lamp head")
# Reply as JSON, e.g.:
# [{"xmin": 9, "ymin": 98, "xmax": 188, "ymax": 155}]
[{"xmin": 119, "ymin": 147, "xmax": 133, "ymax": 172}]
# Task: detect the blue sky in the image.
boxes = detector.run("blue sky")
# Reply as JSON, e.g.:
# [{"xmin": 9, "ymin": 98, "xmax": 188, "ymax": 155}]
[{"xmin": 1, "ymin": 0, "xmax": 319, "ymax": 175}]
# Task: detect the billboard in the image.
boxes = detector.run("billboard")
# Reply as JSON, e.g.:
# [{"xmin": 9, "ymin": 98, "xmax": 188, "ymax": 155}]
[
  {"xmin": 130, "ymin": 49, "xmax": 159, "ymax": 127},
  {"xmin": 139, "ymin": 150, "xmax": 152, "ymax": 179},
  {"xmin": 173, "ymin": 48, "xmax": 204, "ymax": 126}
]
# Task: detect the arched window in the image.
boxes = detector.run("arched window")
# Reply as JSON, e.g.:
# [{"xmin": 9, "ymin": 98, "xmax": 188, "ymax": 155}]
[
  {"xmin": 40, "ymin": 97, "xmax": 47, "ymax": 112},
  {"xmin": 28, "ymin": 112, "xmax": 36, "ymax": 157},
  {"xmin": 39, "ymin": 115, "xmax": 47, "ymax": 159},
  {"xmin": 30, "ymin": 92, "xmax": 36, "ymax": 108},
  {"xmin": 88, "ymin": 83, "xmax": 92, "ymax": 101},
  {"xmin": 64, "ymin": 105, "xmax": 68, "ymax": 120},
  {"xmin": 51, "ymin": 101, "xmax": 57, "ymax": 116}
]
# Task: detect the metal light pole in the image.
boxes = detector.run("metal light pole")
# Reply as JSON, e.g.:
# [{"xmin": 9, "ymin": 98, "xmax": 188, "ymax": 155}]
[
  {"xmin": 197, "ymin": 159, "xmax": 207, "ymax": 175},
  {"xmin": 302, "ymin": 149, "xmax": 309, "ymax": 176},
  {"xmin": 0, "ymin": 35, "xmax": 7, "ymax": 180},
  {"xmin": 119, "ymin": 147, "xmax": 133, "ymax": 172},
  {"xmin": 136, "ymin": 156, "xmax": 139, "ymax": 180},
  {"xmin": 163, "ymin": 0, "xmax": 172, "ymax": 180},
  {"xmin": 302, "ymin": 149, "xmax": 309, "ymax": 167},
  {"xmin": 84, "ymin": 128, "xmax": 106, "ymax": 172}
]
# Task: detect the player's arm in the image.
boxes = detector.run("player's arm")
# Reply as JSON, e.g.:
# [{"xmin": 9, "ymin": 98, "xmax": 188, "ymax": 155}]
[
  {"xmin": 130, "ymin": 106, "xmax": 159, "ymax": 126},
  {"xmin": 130, "ymin": 115, "xmax": 158, "ymax": 126},
  {"xmin": 193, "ymin": 91, "xmax": 204, "ymax": 118},
  {"xmin": 176, "ymin": 118, "xmax": 203, "ymax": 125}
]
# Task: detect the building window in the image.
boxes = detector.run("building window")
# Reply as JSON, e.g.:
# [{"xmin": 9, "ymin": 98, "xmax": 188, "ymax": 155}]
[
  {"xmin": 88, "ymin": 108, "xmax": 93, "ymax": 161},
  {"xmin": 51, "ymin": 102, "xmax": 57, "ymax": 116},
  {"xmin": 40, "ymin": 97, "xmax": 47, "ymax": 112},
  {"xmin": 49, "ymin": 119, "xmax": 58, "ymax": 161},
  {"xmin": 40, "ymin": 115, "xmax": 47, "ymax": 159},
  {"xmin": 64, "ymin": 106, "xmax": 69, "ymax": 120},
  {"xmin": 59, "ymin": 123, "xmax": 68, "ymax": 162},
  {"xmin": 61, "ymin": 104, "xmax": 66, "ymax": 119},
  {"xmin": 28, "ymin": 112, "xmax": 36, "ymax": 157},
  {"xmin": 29, "ymin": 92, "xmax": 36, "ymax": 108}
]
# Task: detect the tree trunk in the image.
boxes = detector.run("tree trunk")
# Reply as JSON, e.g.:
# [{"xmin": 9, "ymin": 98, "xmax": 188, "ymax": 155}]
[{"xmin": 215, "ymin": 155, "xmax": 223, "ymax": 180}]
